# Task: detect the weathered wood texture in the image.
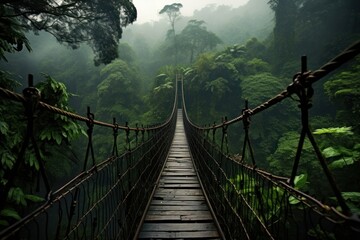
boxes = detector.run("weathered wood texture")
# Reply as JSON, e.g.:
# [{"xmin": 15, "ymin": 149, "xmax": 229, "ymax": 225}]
[{"xmin": 138, "ymin": 111, "xmax": 220, "ymax": 239}]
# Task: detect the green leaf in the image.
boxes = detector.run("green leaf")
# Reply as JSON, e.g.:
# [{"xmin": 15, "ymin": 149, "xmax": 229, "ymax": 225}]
[
  {"xmin": 329, "ymin": 157, "xmax": 354, "ymax": 169},
  {"xmin": 294, "ymin": 174, "xmax": 307, "ymax": 189},
  {"xmin": 0, "ymin": 121, "xmax": 9, "ymax": 134},
  {"xmin": 53, "ymin": 132, "xmax": 62, "ymax": 145},
  {"xmin": 341, "ymin": 192, "xmax": 360, "ymax": 202},
  {"xmin": 313, "ymin": 127, "xmax": 353, "ymax": 135},
  {"xmin": 28, "ymin": 154, "xmax": 39, "ymax": 171},
  {"xmin": 322, "ymin": 147, "xmax": 341, "ymax": 158},
  {"xmin": 1, "ymin": 152, "xmax": 16, "ymax": 169},
  {"xmin": 0, "ymin": 209, "xmax": 21, "ymax": 220},
  {"xmin": 25, "ymin": 194, "xmax": 44, "ymax": 203},
  {"xmin": 289, "ymin": 196, "xmax": 300, "ymax": 205},
  {"xmin": 8, "ymin": 187, "xmax": 26, "ymax": 206}
]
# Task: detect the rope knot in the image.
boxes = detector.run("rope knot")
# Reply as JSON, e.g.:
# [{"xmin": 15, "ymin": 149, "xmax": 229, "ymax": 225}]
[
  {"xmin": 86, "ymin": 107, "xmax": 95, "ymax": 133},
  {"xmin": 241, "ymin": 100, "xmax": 252, "ymax": 128},
  {"xmin": 222, "ymin": 117, "xmax": 228, "ymax": 134},
  {"xmin": 287, "ymin": 71, "xmax": 314, "ymax": 109},
  {"xmin": 22, "ymin": 80, "xmax": 41, "ymax": 118},
  {"xmin": 135, "ymin": 123, "xmax": 139, "ymax": 136},
  {"xmin": 113, "ymin": 121, "xmax": 119, "ymax": 137}
]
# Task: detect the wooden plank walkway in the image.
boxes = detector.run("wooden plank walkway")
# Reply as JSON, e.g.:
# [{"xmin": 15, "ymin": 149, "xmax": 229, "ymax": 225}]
[{"xmin": 138, "ymin": 110, "xmax": 221, "ymax": 239}]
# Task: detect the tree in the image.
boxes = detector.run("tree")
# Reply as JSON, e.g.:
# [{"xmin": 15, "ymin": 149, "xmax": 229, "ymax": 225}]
[
  {"xmin": 0, "ymin": 0, "xmax": 137, "ymax": 65},
  {"xmin": 268, "ymin": 0, "xmax": 297, "ymax": 70},
  {"xmin": 143, "ymin": 66, "xmax": 177, "ymax": 123},
  {"xmin": 159, "ymin": 3, "xmax": 183, "ymax": 64},
  {"xmin": 159, "ymin": 3, "xmax": 183, "ymax": 37},
  {"xmin": 97, "ymin": 59, "xmax": 143, "ymax": 122},
  {"xmin": 178, "ymin": 20, "xmax": 222, "ymax": 63}
]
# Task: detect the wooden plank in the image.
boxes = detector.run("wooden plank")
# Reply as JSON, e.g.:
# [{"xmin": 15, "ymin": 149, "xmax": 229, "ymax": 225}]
[
  {"xmin": 165, "ymin": 162, "xmax": 193, "ymax": 165},
  {"xmin": 159, "ymin": 179, "xmax": 199, "ymax": 184},
  {"xmin": 165, "ymin": 163, "xmax": 193, "ymax": 167},
  {"xmin": 159, "ymin": 184, "xmax": 201, "ymax": 188},
  {"xmin": 139, "ymin": 231, "xmax": 220, "ymax": 239},
  {"xmin": 155, "ymin": 189, "xmax": 203, "ymax": 195},
  {"xmin": 145, "ymin": 214, "xmax": 213, "ymax": 221},
  {"xmin": 161, "ymin": 172, "xmax": 197, "ymax": 176},
  {"xmin": 163, "ymin": 168, "xmax": 195, "ymax": 172},
  {"xmin": 152, "ymin": 195, "xmax": 205, "ymax": 201},
  {"xmin": 160, "ymin": 176, "xmax": 198, "ymax": 181},
  {"xmin": 151, "ymin": 200, "xmax": 205, "ymax": 205},
  {"xmin": 146, "ymin": 210, "xmax": 211, "ymax": 216},
  {"xmin": 141, "ymin": 223, "xmax": 217, "ymax": 231},
  {"xmin": 149, "ymin": 205, "xmax": 209, "ymax": 211}
]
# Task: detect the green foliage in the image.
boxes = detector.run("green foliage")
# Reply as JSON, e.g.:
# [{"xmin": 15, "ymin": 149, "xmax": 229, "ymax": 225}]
[
  {"xmin": 241, "ymin": 73, "xmax": 283, "ymax": 104},
  {"xmin": 313, "ymin": 127, "xmax": 353, "ymax": 135},
  {"xmin": 245, "ymin": 58, "xmax": 271, "ymax": 75},
  {"xmin": 324, "ymin": 57, "xmax": 360, "ymax": 131},
  {"xmin": 183, "ymin": 51, "xmax": 242, "ymax": 124},
  {"xmin": 143, "ymin": 66, "xmax": 177, "ymax": 123},
  {"xmin": 268, "ymin": 0, "xmax": 297, "ymax": 70},
  {"xmin": 97, "ymin": 59, "xmax": 143, "ymax": 122},
  {"xmin": 177, "ymin": 20, "xmax": 222, "ymax": 63},
  {"xmin": 0, "ymin": 208, "xmax": 20, "ymax": 226},
  {"xmin": 0, "ymin": 1, "xmax": 137, "ymax": 65},
  {"xmin": 0, "ymin": 10, "xmax": 31, "ymax": 61},
  {"xmin": 36, "ymin": 75, "xmax": 86, "ymax": 146},
  {"xmin": 314, "ymin": 127, "xmax": 360, "ymax": 170},
  {"xmin": 225, "ymin": 172, "xmax": 307, "ymax": 224},
  {"xmin": 204, "ymin": 78, "xmax": 229, "ymax": 97},
  {"xmin": 0, "ymin": 74, "xmax": 84, "ymax": 227},
  {"xmin": 289, "ymin": 174, "xmax": 308, "ymax": 204},
  {"xmin": 331, "ymin": 192, "xmax": 360, "ymax": 214}
]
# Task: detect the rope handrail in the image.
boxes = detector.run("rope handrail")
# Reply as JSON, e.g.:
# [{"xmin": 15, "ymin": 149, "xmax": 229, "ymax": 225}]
[
  {"xmin": 190, "ymin": 40, "xmax": 360, "ymax": 131},
  {"xmin": 0, "ymin": 82, "xmax": 174, "ymax": 132}
]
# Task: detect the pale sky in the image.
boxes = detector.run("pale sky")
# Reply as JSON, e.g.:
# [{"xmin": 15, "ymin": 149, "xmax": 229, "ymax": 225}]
[{"xmin": 132, "ymin": 0, "xmax": 250, "ymax": 24}]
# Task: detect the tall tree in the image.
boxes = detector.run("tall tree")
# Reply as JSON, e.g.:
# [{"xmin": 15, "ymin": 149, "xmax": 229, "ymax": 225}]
[
  {"xmin": 159, "ymin": 3, "xmax": 183, "ymax": 38},
  {"xmin": 178, "ymin": 20, "xmax": 222, "ymax": 63},
  {"xmin": 0, "ymin": 0, "xmax": 137, "ymax": 65},
  {"xmin": 159, "ymin": 3, "xmax": 183, "ymax": 64},
  {"xmin": 268, "ymin": 0, "xmax": 297, "ymax": 70}
]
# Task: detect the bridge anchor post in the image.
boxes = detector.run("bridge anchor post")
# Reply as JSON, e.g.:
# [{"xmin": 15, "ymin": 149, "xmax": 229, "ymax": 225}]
[{"xmin": 288, "ymin": 56, "xmax": 351, "ymax": 215}]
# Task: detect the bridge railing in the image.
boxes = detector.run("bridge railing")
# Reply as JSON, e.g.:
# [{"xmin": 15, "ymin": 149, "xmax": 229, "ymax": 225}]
[
  {"xmin": 0, "ymin": 76, "xmax": 178, "ymax": 239},
  {"xmin": 182, "ymin": 41, "xmax": 360, "ymax": 239}
]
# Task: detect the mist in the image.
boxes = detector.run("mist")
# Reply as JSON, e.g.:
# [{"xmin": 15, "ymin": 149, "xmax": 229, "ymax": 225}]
[{"xmin": 1, "ymin": 0, "xmax": 360, "ymax": 237}]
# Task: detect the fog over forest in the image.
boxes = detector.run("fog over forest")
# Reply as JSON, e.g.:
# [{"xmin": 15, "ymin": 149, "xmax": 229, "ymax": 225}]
[{"xmin": 0, "ymin": 0, "xmax": 360, "ymax": 238}]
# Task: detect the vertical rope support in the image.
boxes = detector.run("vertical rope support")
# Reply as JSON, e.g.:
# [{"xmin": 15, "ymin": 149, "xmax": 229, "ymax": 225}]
[
  {"xmin": 83, "ymin": 106, "xmax": 95, "ymax": 171},
  {"xmin": 25, "ymin": 75, "xmax": 52, "ymax": 195},
  {"xmin": 289, "ymin": 56, "xmax": 310, "ymax": 185},
  {"xmin": 112, "ymin": 118, "xmax": 119, "ymax": 157},
  {"xmin": 241, "ymin": 100, "xmax": 256, "ymax": 167},
  {"xmin": 221, "ymin": 117, "xmax": 229, "ymax": 155},
  {"xmin": 289, "ymin": 56, "xmax": 350, "ymax": 214},
  {"xmin": 125, "ymin": 122, "xmax": 131, "ymax": 151},
  {"xmin": 1, "ymin": 74, "xmax": 53, "ymax": 206},
  {"xmin": 141, "ymin": 125, "xmax": 145, "ymax": 143},
  {"xmin": 212, "ymin": 122, "xmax": 216, "ymax": 156},
  {"xmin": 135, "ymin": 124, "xmax": 139, "ymax": 147},
  {"xmin": 212, "ymin": 122, "xmax": 216, "ymax": 142}
]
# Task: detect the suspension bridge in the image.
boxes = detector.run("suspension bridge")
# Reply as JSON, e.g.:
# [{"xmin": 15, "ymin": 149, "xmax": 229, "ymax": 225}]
[{"xmin": 0, "ymin": 41, "xmax": 360, "ymax": 239}]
